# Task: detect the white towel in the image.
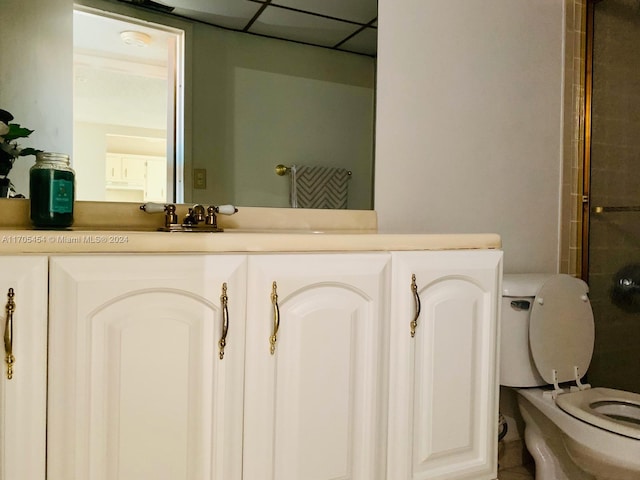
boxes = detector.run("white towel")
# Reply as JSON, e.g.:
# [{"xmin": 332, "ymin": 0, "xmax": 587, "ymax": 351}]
[{"xmin": 290, "ymin": 164, "xmax": 350, "ymax": 209}]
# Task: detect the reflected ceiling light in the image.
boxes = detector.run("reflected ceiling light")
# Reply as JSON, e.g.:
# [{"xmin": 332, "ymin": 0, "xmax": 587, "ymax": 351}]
[{"xmin": 120, "ymin": 30, "xmax": 152, "ymax": 47}]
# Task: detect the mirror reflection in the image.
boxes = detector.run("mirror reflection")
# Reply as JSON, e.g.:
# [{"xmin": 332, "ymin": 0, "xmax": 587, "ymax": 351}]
[
  {"xmin": 73, "ymin": 0, "xmax": 377, "ymax": 209},
  {"xmin": 74, "ymin": 8, "xmax": 181, "ymax": 204}
]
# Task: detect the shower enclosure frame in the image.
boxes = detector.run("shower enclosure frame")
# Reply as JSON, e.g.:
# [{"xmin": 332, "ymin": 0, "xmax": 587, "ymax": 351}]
[{"xmin": 581, "ymin": 0, "xmax": 597, "ymax": 283}]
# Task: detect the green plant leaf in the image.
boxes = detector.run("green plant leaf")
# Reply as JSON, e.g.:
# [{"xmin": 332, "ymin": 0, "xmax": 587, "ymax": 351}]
[
  {"xmin": 19, "ymin": 147, "xmax": 41, "ymax": 157},
  {"xmin": 4, "ymin": 124, "xmax": 34, "ymax": 141}
]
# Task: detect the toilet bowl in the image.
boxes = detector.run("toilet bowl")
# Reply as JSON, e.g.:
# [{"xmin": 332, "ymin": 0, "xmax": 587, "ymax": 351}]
[
  {"xmin": 501, "ymin": 274, "xmax": 640, "ymax": 480},
  {"xmin": 555, "ymin": 387, "xmax": 640, "ymax": 439},
  {"xmin": 518, "ymin": 387, "xmax": 640, "ymax": 480}
]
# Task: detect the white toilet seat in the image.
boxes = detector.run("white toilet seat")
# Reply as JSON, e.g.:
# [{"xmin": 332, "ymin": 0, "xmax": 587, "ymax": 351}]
[
  {"xmin": 518, "ymin": 387, "xmax": 640, "ymax": 480},
  {"xmin": 556, "ymin": 387, "xmax": 640, "ymax": 440},
  {"xmin": 529, "ymin": 275, "xmax": 594, "ymax": 385}
]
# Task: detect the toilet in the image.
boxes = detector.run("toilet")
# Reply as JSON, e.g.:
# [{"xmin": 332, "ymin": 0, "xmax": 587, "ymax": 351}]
[{"xmin": 501, "ymin": 274, "xmax": 640, "ymax": 480}]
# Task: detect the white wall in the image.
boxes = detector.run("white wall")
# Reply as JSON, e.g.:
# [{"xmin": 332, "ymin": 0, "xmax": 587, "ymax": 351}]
[
  {"xmin": 1, "ymin": 0, "xmax": 567, "ymax": 273},
  {"xmin": 375, "ymin": 0, "xmax": 565, "ymax": 273},
  {"xmin": 0, "ymin": 0, "xmax": 73, "ymax": 196}
]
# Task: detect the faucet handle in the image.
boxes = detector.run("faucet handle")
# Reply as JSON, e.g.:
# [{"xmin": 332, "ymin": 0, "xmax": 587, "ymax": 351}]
[
  {"xmin": 205, "ymin": 205, "xmax": 238, "ymax": 228},
  {"xmin": 205, "ymin": 206, "xmax": 216, "ymax": 226},
  {"xmin": 140, "ymin": 203, "xmax": 178, "ymax": 227},
  {"xmin": 216, "ymin": 204, "xmax": 238, "ymax": 216},
  {"xmin": 140, "ymin": 202, "xmax": 170, "ymax": 214}
]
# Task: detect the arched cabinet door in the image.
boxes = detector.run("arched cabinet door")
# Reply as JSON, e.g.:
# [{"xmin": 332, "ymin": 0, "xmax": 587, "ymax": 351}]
[
  {"xmin": 243, "ymin": 253, "xmax": 390, "ymax": 480},
  {"xmin": 387, "ymin": 250, "xmax": 502, "ymax": 480},
  {"xmin": 0, "ymin": 256, "xmax": 48, "ymax": 480},
  {"xmin": 47, "ymin": 254, "xmax": 247, "ymax": 480}
]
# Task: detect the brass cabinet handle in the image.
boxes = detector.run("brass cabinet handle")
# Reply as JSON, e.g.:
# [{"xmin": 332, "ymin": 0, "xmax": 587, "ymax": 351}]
[
  {"xmin": 410, "ymin": 274, "xmax": 421, "ymax": 338},
  {"xmin": 269, "ymin": 281, "xmax": 280, "ymax": 355},
  {"xmin": 4, "ymin": 288, "xmax": 15, "ymax": 379},
  {"xmin": 218, "ymin": 283, "xmax": 229, "ymax": 360}
]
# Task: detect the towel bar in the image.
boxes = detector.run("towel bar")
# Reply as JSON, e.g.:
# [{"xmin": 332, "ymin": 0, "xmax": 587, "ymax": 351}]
[
  {"xmin": 592, "ymin": 206, "xmax": 640, "ymax": 213},
  {"xmin": 275, "ymin": 164, "xmax": 352, "ymax": 176}
]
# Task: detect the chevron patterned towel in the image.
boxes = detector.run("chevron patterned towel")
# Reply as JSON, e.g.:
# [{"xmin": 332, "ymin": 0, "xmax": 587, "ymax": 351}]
[{"xmin": 290, "ymin": 165, "xmax": 350, "ymax": 209}]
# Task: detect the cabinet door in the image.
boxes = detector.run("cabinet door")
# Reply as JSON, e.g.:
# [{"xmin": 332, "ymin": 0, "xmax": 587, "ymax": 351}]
[
  {"xmin": 144, "ymin": 157, "xmax": 167, "ymax": 202},
  {"xmin": 105, "ymin": 154, "xmax": 122, "ymax": 182},
  {"xmin": 243, "ymin": 253, "xmax": 390, "ymax": 480},
  {"xmin": 105, "ymin": 154, "xmax": 146, "ymax": 185},
  {"xmin": 47, "ymin": 254, "xmax": 247, "ymax": 480},
  {"xmin": 121, "ymin": 156, "xmax": 146, "ymax": 184},
  {"xmin": 388, "ymin": 250, "xmax": 502, "ymax": 480},
  {"xmin": 0, "ymin": 256, "xmax": 48, "ymax": 480}
]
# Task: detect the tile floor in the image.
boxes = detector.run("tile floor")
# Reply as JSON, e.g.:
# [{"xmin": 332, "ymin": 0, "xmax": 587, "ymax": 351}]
[
  {"xmin": 499, "ymin": 464, "xmax": 535, "ymax": 480},
  {"xmin": 498, "ymin": 438, "xmax": 535, "ymax": 480}
]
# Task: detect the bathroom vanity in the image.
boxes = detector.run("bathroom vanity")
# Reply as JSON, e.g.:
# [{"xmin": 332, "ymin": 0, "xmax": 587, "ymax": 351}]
[{"xmin": 0, "ymin": 203, "xmax": 502, "ymax": 480}]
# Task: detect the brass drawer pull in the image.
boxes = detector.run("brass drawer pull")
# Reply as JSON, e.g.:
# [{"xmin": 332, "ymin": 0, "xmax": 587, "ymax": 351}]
[
  {"xmin": 410, "ymin": 274, "xmax": 421, "ymax": 338},
  {"xmin": 218, "ymin": 283, "xmax": 229, "ymax": 360},
  {"xmin": 270, "ymin": 281, "xmax": 280, "ymax": 355},
  {"xmin": 4, "ymin": 288, "xmax": 15, "ymax": 379}
]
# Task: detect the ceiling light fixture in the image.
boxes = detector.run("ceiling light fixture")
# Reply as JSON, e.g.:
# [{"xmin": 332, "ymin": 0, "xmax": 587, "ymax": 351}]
[{"xmin": 120, "ymin": 30, "xmax": 152, "ymax": 47}]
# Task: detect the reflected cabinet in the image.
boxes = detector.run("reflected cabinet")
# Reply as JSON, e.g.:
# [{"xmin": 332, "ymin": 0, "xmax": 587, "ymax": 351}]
[{"xmin": 1, "ymin": 249, "xmax": 501, "ymax": 480}]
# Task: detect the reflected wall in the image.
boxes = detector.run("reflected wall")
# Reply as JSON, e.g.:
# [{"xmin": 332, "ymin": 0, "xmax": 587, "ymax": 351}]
[{"xmin": 187, "ymin": 20, "xmax": 375, "ymax": 209}]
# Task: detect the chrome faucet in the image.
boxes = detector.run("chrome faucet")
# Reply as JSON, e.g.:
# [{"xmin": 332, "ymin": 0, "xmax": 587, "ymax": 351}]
[
  {"xmin": 183, "ymin": 204, "xmax": 206, "ymax": 225},
  {"xmin": 140, "ymin": 203, "xmax": 238, "ymax": 232}
]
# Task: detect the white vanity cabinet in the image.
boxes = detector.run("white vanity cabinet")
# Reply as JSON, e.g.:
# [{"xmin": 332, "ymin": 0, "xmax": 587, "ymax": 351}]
[
  {"xmin": 0, "ymin": 256, "xmax": 48, "ymax": 480},
  {"xmin": 3, "ymin": 243, "xmax": 501, "ymax": 480},
  {"xmin": 242, "ymin": 253, "xmax": 391, "ymax": 480},
  {"xmin": 45, "ymin": 252, "xmax": 392, "ymax": 480},
  {"xmin": 387, "ymin": 250, "xmax": 502, "ymax": 480},
  {"xmin": 46, "ymin": 254, "xmax": 248, "ymax": 480}
]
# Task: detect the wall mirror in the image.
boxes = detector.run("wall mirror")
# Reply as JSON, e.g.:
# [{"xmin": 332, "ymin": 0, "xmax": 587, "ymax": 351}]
[{"xmin": 72, "ymin": 0, "xmax": 377, "ymax": 210}]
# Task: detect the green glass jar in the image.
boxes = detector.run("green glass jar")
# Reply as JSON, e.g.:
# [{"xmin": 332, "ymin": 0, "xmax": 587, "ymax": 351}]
[{"xmin": 29, "ymin": 152, "xmax": 75, "ymax": 228}]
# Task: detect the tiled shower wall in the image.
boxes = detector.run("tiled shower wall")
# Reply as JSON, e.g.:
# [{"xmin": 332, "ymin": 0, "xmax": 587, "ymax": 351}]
[{"xmin": 586, "ymin": 0, "xmax": 640, "ymax": 393}]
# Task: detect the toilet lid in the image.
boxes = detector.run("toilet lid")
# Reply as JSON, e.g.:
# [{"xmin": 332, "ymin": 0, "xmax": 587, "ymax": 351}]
[{"xmin": 529, "ymin": 275, "xmax": 595, "ymax": 385}]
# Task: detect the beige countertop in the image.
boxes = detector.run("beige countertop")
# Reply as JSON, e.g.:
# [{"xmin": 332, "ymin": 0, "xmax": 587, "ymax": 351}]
[
  {"xmin": 0, "ymin": 229, "xmax": 501, "ymax": 254},
  {"xmin": 0, "ymin": 199, "xmax": 501, "ymax": 254}
]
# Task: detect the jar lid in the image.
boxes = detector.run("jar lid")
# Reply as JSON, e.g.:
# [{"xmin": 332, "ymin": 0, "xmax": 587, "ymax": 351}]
[{"xmin": 35, "ymin": 152, "xmax": 70, "ymax": 164}]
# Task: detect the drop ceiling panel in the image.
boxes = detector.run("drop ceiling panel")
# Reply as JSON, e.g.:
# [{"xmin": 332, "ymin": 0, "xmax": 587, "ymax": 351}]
[
  {"xmin": 171, "ymin": 0, "xmax": 261, "ymax": 30},
  {"xmin": 168, "ymin": 0, "xmax": 256, "ymax": 15},
  {"xmin": 271, "ymin": 0, "xmax": 377, "ymax": 24},
  {"xmin": 249, "ymin": 7, "xmax": 359, "ymax": 47},
  {"xmin": 338, "ymin": 27, "xmax": 377, "ymax": 56},
  {"xmin": 97, "ymin": 0, "xmax": 378, "ymax": 55}
]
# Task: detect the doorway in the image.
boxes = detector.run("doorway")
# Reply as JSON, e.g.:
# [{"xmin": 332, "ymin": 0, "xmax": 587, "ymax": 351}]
[{"xmin": 73, "ymin": 7, "xmax": 184, "ymax": 203}]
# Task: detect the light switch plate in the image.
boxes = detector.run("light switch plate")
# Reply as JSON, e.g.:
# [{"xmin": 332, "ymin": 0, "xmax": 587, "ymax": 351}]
[{"xmin": 193, "ymin": 168, "xmax": 207, "ymax": 189}]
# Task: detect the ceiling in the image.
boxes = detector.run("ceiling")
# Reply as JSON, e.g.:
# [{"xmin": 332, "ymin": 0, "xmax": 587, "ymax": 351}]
[
  {"xmin": 114, "ymin": 0, "xmax": 378, "ymax": 56},
  {"xmin": 74, "ymin": 9, "xmax": 174, "ymax": 128}
]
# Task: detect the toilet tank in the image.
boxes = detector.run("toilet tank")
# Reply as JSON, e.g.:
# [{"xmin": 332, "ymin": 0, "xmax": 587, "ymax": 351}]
[{"xmin": 500, "ymin": 274, "xmax": 550, "ymax": 387}]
